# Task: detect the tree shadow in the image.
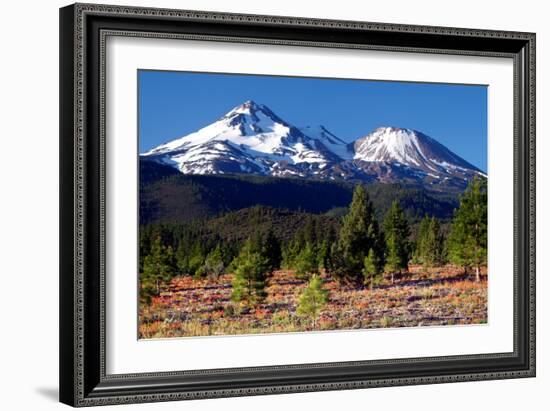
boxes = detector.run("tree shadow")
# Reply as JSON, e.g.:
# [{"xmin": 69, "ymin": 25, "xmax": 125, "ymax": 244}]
[{"xmin": 377, "ymin": 272, "xmax": 484, "ymax": 290}]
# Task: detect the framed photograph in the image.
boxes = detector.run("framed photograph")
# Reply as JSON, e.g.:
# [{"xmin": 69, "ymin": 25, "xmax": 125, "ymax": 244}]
[{"xmin": 59, "ymin": 3, "xmax": 535, "ymax": 407}]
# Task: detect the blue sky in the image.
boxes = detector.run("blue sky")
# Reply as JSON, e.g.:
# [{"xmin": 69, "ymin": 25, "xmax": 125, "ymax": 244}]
[{"xmin": 139, "ymin": 70, "xmax": 488, "ymax": 171}]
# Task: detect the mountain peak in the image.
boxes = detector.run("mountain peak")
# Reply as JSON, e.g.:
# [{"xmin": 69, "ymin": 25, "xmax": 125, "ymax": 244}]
[
  {"xmin": 354, "ymin": 127, "xmax": 421, "ymax": 161},
  {"xmin": 354, "ymin": 126, "xmax": 481, "ymax": 174},
  {"xmin": 225, "ymin": 100, "xmax": 264, "ymax": 117},
  {"xmin": 143, "ymin": 100, "xmax": 339, "ymax": 174},
  {"xmin": 374, "ymin": 126, "xmax": 414, "ymax": 134},
  {"xmin": 368, "ymin": 127, "xmax": 423, "ymax": 142},
  {"xmin": 141, "ymin": 103, "xmax": 483, "ymax": 189}
]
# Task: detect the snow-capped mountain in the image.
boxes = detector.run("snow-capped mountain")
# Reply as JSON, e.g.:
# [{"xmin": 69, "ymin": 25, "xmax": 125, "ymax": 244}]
[
  {"xmin": 141, "ymin": 101, "xmax": 485, "ymax": 190},
  {"xmin": 351, "ymin": 127, "xmax": 485, "ymax": 188},
  {"xmin": 353, "ymin": 127, "xmax": 480, "ymax": 172},
  {"xmin": 143, "ymin": 100, "xmax": 341, "ymax": 177}
]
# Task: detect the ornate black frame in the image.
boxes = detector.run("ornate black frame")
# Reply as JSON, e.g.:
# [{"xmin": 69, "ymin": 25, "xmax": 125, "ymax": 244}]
[{"xmin": 59, "ymin": 3, "xmax": 536, "ymax": 407}]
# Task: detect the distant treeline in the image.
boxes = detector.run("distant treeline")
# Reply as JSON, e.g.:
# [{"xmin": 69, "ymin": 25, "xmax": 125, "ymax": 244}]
[
  {"xmin": 139, "ymin": 160, "xmax": 460, "ymax": 225},
  {"xmin": 140, "ymin": 177, "xmax": 487, "ymax": 304}
]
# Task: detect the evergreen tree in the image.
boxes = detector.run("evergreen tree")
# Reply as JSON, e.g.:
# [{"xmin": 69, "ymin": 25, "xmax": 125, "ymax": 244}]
[
  {"xmin": 293, "ymin": 228, "xmax": 306, "ymax": 250},
  {"xmin": 424, "ymin": 217, "xmax": 444, "ymax": 267},
  {"xmin": 370, "ymin": 221, "xmax": 386, "ymax": 271},
  {"xmin": 303, "ymin": 215, "xmax": 317, "ymax": 245},
  {"xmin": 330, "ymin": 185, "xmax": 384, "ymax": 283},
  {"xmin": 188, "ymin": 243, "xmax": 205, "ymax": 277},
  {"xmin": 175, "ymin": 238, "xmax": 190, "ymax": 275},
  {"xmin": 203, "ymin": 245, "xmax": 225, "ymax": 279},
  {"xmin": 362, "ymin": 247, "xmax": 384, "ymax": 289},
  {"xmin": 249, "ymin": 230, "xmax": 265, "ymax": 254},
  {"xmin": 282, "ymin": 236, "xmax": 302, "ymax": 269},
  {"xmin": 294, "ymin": 242, "xmax": 319, "ymax": 279},
  {"xmin": 219, "ymin": 241, "xmax": 238, "ymax": 269},
  {"xmin": 263, "ymin": 228, "xmax": 282, "ymax": 272},
  {"xmin": 383, "ymin": 201, "xmax": 411, "ymax": 282},
  {"xmin": 415, "ymin": 215, "xmax": 431, "ymax": 263},
  {"xmin": 296, "ymin": 274, "xmax": 328, "ymax": 330},
  {"xmin": 231, "ymin": 238, "xmax": 269, "ymax": 305},
  {"xmin": 140, "ymin": 236, "xmax": 174, "ymax": 303},
  {"xmin": 316, "ymin": 240, "xmax": 331, "ymax": 270},
  {"xmin": 416, "ymin": 215, "xmax": 444, "ymax": 268},
  {"xmin": 447, "ymin": 177, "xmax": 487, "ymax": 281},
  {"xmin": 139, "ymin": 225, "xmax": 153, "ymax": 272}
]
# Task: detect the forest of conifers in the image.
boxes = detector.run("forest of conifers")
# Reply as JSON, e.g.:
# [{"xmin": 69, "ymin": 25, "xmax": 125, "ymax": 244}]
[{"xmin": 139, "ymin": 176, "xmax": 487, "ymax": 310}]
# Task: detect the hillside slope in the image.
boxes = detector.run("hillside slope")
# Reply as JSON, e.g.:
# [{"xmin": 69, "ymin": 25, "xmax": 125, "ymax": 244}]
[{"xmin": 139, "ymin": 160, "xmax": 459, "ymax": 225}]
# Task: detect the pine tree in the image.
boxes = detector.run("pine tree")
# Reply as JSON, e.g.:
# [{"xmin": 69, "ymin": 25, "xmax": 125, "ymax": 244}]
[
  {"xmin": 303, "ymin": 216, "xmax": 317, "ymax": 245},
  {"xmin": 249, "ymin": 230, "xmax": 265, "ymax": 254},
  {"xmin": 447, "ymin": 177, "xmax": 487, "ymax": 281},
  {"xmin": 370, "ymin": 221, "xmax": 386, "ymax": 271},
  {"xmin": 188, "ymin": 243, "xmax": 205, "ymax": 277},
  {"xmin": 203, "ymin": 245, "xmax": 225, "ymax": 279},
  {"xmin": 330, "ymin": 185, "xmax": 384, "ymax": 283},
  {"xmin": 175, "ymin": 238, "xmax": 190, "ymax": 275},
  {"xmin": 263, "ymin": 228, "xmax": 282, "ymax": 272},
  {"xmin": 424, "ymin": 217, "xmax": 444, "ymax": 267},
  {"xmin": 362, "ymin": 247, "xmax": 384, "ymax": 289},
  {"xmin": 296, "ymin": 274, "xmax": 328, "ymax": 330},
  {"xmin": 294, "ymin": 242, "xmax": 319, "ymax": 279},
  {"xmin": 230, "ymin": 238, "xmax": 269, "ymax": 305},
  {"xmin": 139, "ymin": 225, "xmax": 153, "ymax": 272},
  {"xmin": 383, "ymin": 201, "xmax": 411, "ymax": 282},
  {"xmin": 219, "ymin": 241, "xmax": 238, "ymax": 269},
  {"xmin": 416, "ymin": 215, "xmax": 444, "ymax": 268},
  {"xmin": 316, "ymin": 240, "xmax": 330, "ymax": 270},
  {"xmin": 282, "ymin": 234, "xmax": 303, "ymax": 269},
  {"xmin": 415, "ymin": 215, "xmax": 431, "ymax": 264},
  {"xmin": 140, "ymin": 236, "xmax": 175, "ymax": 303}
]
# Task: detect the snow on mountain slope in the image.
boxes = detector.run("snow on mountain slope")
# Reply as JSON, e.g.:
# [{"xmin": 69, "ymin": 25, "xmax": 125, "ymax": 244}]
[
  {"xmin": 145, "ymin": 101, "xmax": 298, "ymax": 158},
  {"xmin": 142, "ymin": 100, "xmax": 343, "ymax": 177},
  {"xmin": 300, "ymin": 125, "xmax": 354, "ymax": 160},
  {"xmin": 354, "ymin": 127, "xmax": 485, "ymax": 176},
  {"xmin": 141, "ymin": 102, "xmax": 484, "ymax": 189}
]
